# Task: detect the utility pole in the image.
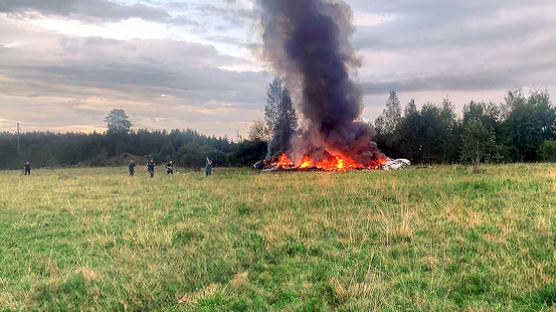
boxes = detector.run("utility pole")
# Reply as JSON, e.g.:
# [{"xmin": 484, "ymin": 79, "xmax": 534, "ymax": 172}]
[{"xmin": 16, "ymin": 121, "xmax": 20, "ymax": 153}]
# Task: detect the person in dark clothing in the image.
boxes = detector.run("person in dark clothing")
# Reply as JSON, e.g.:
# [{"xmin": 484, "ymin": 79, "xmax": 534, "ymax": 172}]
[
  {"xmin": 128, "ymin": 160, "xmax": 136, "ymax": 176},
  {"xmin": 165, "ymin": 161, "xmax": 174, "ymax": 175},
  {"xmin": 24, "ymin": 161, "xmax": 31, "ymax": 176},
  {"xmin": 146, "ymin": 159, "xmax": 156, "ymax": 178},
  {"xmin": 205, "ymin": 155, "xmax": 212, "ymax": 176}
]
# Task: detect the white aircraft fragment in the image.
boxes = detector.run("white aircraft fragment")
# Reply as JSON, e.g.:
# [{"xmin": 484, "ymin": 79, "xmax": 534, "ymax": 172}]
[{"xmin": 381, "ymin": 159, "xmax": 411, "ymax": 170}]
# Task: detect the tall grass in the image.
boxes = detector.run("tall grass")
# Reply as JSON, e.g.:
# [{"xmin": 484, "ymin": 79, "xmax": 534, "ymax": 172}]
[{"xmin": 0, "ymin": 165, "xmax": 554, "ymax": 311}]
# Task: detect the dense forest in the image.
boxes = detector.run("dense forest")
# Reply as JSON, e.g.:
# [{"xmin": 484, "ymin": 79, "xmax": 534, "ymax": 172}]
[
  {"xmin": 1, "ymin": 87, "xmax": 555, "ymax": 170},
  {"xmin": 0, "ymin": 128, "xmax": 267, "ymax": 170},
  {"xmin": 372, "ymin": 89, "xmax": 556, "ymax": 165}
]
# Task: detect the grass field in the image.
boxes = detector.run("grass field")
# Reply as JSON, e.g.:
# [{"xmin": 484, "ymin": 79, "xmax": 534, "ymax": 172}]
[{"xmin": 0, "ymin": 164, "xmax": 555, "ymax": 311}]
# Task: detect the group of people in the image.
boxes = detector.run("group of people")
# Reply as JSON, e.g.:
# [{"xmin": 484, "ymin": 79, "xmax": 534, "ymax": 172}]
[
  {"xmin": 128, "ymin": 155, "xmax": 213, "ymax": 177},
  {"xmin": 21, "ymin": 155, "xmax": 214, "ymax": 177}
]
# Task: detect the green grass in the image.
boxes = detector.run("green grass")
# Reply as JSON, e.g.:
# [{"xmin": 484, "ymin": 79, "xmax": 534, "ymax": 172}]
[{"xmin": 0, "ymin": 164, "xmax": 555, "ymax": 311}]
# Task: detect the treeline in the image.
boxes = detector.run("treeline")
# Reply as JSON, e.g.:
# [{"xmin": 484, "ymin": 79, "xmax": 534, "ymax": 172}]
[
  {"xmin": 0, "ymin": 129, "xmax": 267, "ymax": 170},
  {"xmin": 2, "ymin": 88, "xmax": 555, "ymax": 170},
  {"xmin": 373, "ymin": 90, "xmax": 556, "ymax": 164}
]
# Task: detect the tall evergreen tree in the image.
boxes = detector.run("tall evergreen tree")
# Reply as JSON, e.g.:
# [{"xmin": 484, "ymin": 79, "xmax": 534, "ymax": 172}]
[
  {"xmin": 105, "ymin": 109, "xmax": 132, "ymax": 135},
  {"xmin": 265, "ymin": 78, "xmax": 283, "ymax": 136},
  {"xmin": 438, "ymin": 98, "xmax": 459, "ymax": 163},
  {"xmin": 374, "ymin": 91, "xmax": 402, "ymax": 157},
  {"xmin": 264, "ymin": 77, "xmax": 298, "ymax": 156},
  {"xmin": 419, "ymin": 103, "xmax": 445, "ymax": 163},
  {"xmin": 374, "ymin": 91, "xmax": 402, "ymax": 135},
  {"xmin": 398, "ymin": 99, "xmax": 421, "ymax": 162},
  {"xmin": 273, "ymin": 88, "xmax": 298, "ymax": 153}
]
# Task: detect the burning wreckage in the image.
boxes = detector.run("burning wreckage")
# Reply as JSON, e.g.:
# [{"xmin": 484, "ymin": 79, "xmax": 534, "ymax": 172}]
[
  {"xmin": 254, "ymin": 0, "xmax": 410, "ymax": 172},
  {"xmin": 254, "ymin": 155, "xmax": 410, "ymax": 172}
]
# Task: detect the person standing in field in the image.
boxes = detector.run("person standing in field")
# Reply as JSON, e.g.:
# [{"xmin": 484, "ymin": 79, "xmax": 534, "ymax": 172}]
[
  {"xmin": 146, "ymin": 159, "xmax": 156, "ymax": 178},
  {"xmin": 165, "ymin": 160, "xmax": 174, "ymax": 175},
  {"xmin": 205, "ymin": 155, "xmax": 212, "ymax": 176},
  {"xmin": 128, "ymin": 160, "xmax": 136, "ymax": 176},
  {"xmin": 24, "ymin": 161, "xmax": 31, "ymax": 176}
]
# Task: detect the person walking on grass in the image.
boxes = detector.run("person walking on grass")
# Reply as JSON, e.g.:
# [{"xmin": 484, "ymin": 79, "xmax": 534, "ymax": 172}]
[
  {"xmin": 205, "ymin": 155, "xmax": 212, "ymax": 176},
  {"xmin": 165, "ymin": 160, "xmax": 174, "ymax": 175},
  {"xmin": 128, "ymin": 160, "xmax": 136, "ymax": 176},
  {"xmin": 23, "ymin": 161, "xmax": 31, "ymax": 176},
  {"xmin": 146, "ymin": 159, "xmax": 156, "ymax": 178}
]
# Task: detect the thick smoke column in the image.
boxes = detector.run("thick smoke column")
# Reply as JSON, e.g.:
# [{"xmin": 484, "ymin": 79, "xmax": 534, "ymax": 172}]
[{"xmin": 259, "ymin": 0, "xmax": 384, "ymax": 165}]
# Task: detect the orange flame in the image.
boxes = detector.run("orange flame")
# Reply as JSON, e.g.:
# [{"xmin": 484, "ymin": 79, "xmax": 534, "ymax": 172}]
[
  {"xmin": 271, "ymin": 153, "xmax": 388, "ymax": 171},
  {"xmin": 276, "ymin": 154, "xmax": 294, "ymax": 168},
  {"xmin": 299, "ymin": 156, "xmax": 314, "ymax": 169},
  {"xmin": 336, "ymin": 156, "xmax": 344, "ymax": 170}
]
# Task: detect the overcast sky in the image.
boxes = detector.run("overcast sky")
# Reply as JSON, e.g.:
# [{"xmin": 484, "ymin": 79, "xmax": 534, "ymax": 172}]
[{"xmin": 0, "ymin": 0, "xmax": 555, "ymax": 138}]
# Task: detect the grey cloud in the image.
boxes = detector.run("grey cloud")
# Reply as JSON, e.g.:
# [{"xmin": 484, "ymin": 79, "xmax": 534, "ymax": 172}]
[
  {"xmin": 351, "ymin": 0, "xmax": 554, "ymax": 50},
  {"xmin": 56, "ymin": 37, "xmax": 246, "ymax": 68},
  {"xmin": 165, "ymin": 2, "xmax": 256, "ymax": 20},
  {"xmin": 3, "ymin": 63, "xmax": 268, "ymax": 107},
  {"xmin": 354, "ymin": 14, "xmax": 553, "ymax": 51},
  {"xmin": 204, "ymin": 35, "xmax": 250, "ymax": 47},
  {"xmin": 344, "ymin": 0, "xmax": 556, "ymax": 95},
  {"xmin": 0, "ymin": 0, "xmax": 169, "ymax": 22},
  {"xmin": 0, "ymin": 35, "xmax": 268, "ymax": 108},
  {"xmin": 0, "ymin": 0, "xmax": 257, "ymax": 46},
  {"xmin": 164, "ymin": 2, "xmax": 256, "ymax": 41},
  {"xmin": 363, "ymin": 72, "xmax": 514, "ymax": 95},
  {"xmin": 349, "ymin": 0, "xmax": 549, "ymax": 19},
  {"xmin": 167, "ymin": 15, "xmax": 200, "ymax": 26},
  {"xmin": 361, "ymin": 59, "xmax": 556, "ymax": 95}
]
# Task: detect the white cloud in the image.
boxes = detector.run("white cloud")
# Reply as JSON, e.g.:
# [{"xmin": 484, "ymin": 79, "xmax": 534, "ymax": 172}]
[{"xmin": 29, "ymin": 17, "xmax": 169, "ymax": 40}]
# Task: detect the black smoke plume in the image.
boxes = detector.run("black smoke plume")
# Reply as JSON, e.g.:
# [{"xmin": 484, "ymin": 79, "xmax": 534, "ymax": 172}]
[{"xmin": 258, "ymin": 0, "xmax": 385, "ymax": 165}]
